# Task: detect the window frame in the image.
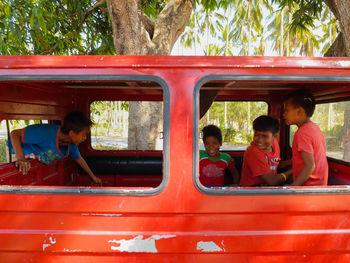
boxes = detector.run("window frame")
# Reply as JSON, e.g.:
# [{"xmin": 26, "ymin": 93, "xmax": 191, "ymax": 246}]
[
  {"xmin": 193, "ymin": 74, "xmax": 350, "ymax": 195},
  {"xmin": 0, "ymin": 74, "xmax": 170, "ymax": 196}
]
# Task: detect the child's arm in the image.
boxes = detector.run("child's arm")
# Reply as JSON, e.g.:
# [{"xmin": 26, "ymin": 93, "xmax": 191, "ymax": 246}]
[
  {"xmin": 291, "ymin": 151, "xmax": 315, "ymax": 186},
  {"xmin": 10, "ymin": 128, "xmax": 31, "ymax": 175},
  {"xmin": 74, "ymin": 156, "xmax": 102, "ymax": 186},
  {"xmin": 260, "ymin": 169, "xmax": 292, "ymax": 186},
  {"xmin": 278, "ymin": 159, "xmax": 292, "ymax": 169},
  {"xmin": 230, "ymin": 167, "xmax": 240, "ymax": 185}
]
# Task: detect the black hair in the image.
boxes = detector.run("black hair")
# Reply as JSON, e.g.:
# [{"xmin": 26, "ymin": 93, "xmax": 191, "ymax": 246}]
[
  {"xmin": 202, "ymin": 125, "xmax": 222, "ymax": 144},
  {"xmin": 253, "ymin": 115, "xmax": 280, "ymax": 135},
  {"xmin": 60, "ymin": 110, "xmax": 93, "ymax": 134},
  {"xmin": 284, "ymin": 88, "xmax": 316, "ymax": 117}
]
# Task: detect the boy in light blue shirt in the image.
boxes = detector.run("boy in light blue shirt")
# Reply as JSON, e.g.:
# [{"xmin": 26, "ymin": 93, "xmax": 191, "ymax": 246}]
[{"xmin": 10, "ymin": 111, "xmax": 102, "ymax": 185}]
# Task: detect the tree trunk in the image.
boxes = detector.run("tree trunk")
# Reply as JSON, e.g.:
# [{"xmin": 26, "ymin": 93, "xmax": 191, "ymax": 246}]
[
  {"xmin": 325, "ymin": 0, "xmax": 350, "ymax": 56},
  {"xmin": 324, "ymin": 0, "xmax": 350, "ymax": 161},
  {"xmin": 128, "ymin": 101, "xmax": 163, "ymax": 150},
  {"xmin": 107, "ymin": 0, "xmax": 192, "ymax": 150},
  {"xmin": 343, "ymin": 102, "xmax": 350, "ymax": 161}
]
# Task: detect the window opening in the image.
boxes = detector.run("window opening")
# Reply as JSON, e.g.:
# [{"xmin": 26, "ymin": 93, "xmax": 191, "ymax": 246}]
[
  {"xmin": 290, "ymin": 101, "xmax": 350, "ymax": 163},
  {"xmin": 200, "ymin": 101, "xmax": 268, "ymax": 151}
]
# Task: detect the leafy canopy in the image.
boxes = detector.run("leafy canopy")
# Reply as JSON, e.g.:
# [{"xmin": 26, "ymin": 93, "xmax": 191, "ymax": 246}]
[{"xmin": 0, "ymin": 0, "xmax": 329, "ymax": 55}]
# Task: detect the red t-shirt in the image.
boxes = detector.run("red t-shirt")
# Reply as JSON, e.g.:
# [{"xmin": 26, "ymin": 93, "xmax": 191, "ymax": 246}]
[
  {"xmin": 199, "ymin": 150, "xmax": 235, "ymax": 186},
  {"xmin": 240, "ymin": 139, "xmax": 281, "ymax": 187},
  {"xmin": 292, "ymin": 122, "xmax": 328, "ymax": 186}
]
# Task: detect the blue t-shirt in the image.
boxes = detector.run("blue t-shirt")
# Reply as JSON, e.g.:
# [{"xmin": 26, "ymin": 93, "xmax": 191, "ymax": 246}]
[{"xmin": 19, "ymin": 124, "xmax": 80, "ymax": 164}]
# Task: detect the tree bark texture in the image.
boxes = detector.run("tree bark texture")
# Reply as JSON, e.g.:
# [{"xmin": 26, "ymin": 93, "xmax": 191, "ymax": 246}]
[
  {"xmin": 107, "ymin": 0, "xmax": 192, "ymax": 150},
  {"xmin": 127, "ymin": 101, "xmax": 163, "ymax": 150},
  {"xmin": 107, "ymin": 0, "xmax": 193, "ymax": 55},
  {"xmin": 325, "ymin": 0, "xmax": 350, "ymax": 56}
]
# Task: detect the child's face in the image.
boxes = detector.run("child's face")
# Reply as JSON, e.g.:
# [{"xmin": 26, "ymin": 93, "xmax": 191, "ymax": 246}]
[
  {"xmin": 283, "ymin": 99, "xmax": 302, "ymax": 126},
  {"xmin": 253, "ymin": 130, "xmax": 275, "ymax": 151},
  {"xmin": 70, "ymin": 128, "xmax": 89, "ymax": 145},
  {"xmin": 203, "ymin": 136, "xmax": 221, "ymax": 159}
]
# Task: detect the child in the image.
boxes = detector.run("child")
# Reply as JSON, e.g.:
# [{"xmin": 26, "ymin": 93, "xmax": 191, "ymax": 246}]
[
  {"xmin": 240, "ymin": 115, "xmax": 292, "ymax": 187},
  {"xmin": 283, "ymin": 88, "xmax": 328, "ymax": 186},
  {"xmin": 10, "ymin": 110, "xmax": 102, "ymax": 186},
  {"xmin": 199, "ymin": 125, "xmax": 239, "ymax": 186}
]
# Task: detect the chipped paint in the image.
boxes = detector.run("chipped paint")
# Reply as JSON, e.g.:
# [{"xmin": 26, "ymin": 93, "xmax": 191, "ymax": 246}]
[
  {"xmin": 108, "ymin": 235, "xmax": 176, "ymax": 253},
  {"xmin": 81, "ymin": 213, "xmax": 123, "ymax": 217},
  {"xmin": 42, "ymin": 235, "xmax": 56, "ymax": 251},
  {"xmin": 43, "ymin": 244, "xmax": 51, "ymax": 251},
  {"xmin": 221, "ymin": 240, "xmax": 226, "ymax": 252},
  {"xmin": 197, "ymin": 241, "xmax": 223, "ymax": 252},
  {"xmin": 338, "ymin": 61, "xmax": 350, "ymax": 67}
]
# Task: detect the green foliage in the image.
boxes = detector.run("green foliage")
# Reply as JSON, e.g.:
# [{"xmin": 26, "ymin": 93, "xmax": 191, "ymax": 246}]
[
  {"xmin": 272, "ymin": 0, "xmax": 323, "ymax": 35},
  {"xmin": 1, "ymin": 0, "xmax": 338, "ymax": 57},
  {"xmin": 0, "ymin": 0, "xmax": 114, "ymax": 55},
  {"xmin": 141, "ymin": 0, "xmax": 166, "ymax": 19},
  {"xmin": 311, "ymin": 102, "xmax": 345, "ymax": 151},
  {"xmin": 200, "ymin": 101, "xmax": 268, "ymax": 147}
]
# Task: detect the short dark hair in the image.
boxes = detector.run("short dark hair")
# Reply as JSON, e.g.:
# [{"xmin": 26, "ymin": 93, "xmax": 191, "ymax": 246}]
[
  {"xmin": 202, "ymin": 125, "xmax": 222, "ymax": 144},
  {"xmin": 253, "ymin": 115, "xmax": 280, "ymax": 135},
  {"xmin": 284, "ymin": 88, "xmax": 315, "ymax": 117},
  {"xmin": 61, "ymin": 110, "xmax": 93, "ymax": 134}
]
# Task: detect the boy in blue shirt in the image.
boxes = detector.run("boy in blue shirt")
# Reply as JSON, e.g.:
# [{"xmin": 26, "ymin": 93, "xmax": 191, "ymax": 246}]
[{"xmin": 10, "ymin": 111, "xmax": 102, "ymax": 186}]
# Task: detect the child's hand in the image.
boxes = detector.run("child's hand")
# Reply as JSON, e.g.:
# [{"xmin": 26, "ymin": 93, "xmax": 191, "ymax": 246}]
[
  {"xmin": 91, "ymin": 176, "xmax": 102, "ymax": 187},
  {"xmin": 15, "ymin": 158, "xmax": 31, "ymax": 175}
]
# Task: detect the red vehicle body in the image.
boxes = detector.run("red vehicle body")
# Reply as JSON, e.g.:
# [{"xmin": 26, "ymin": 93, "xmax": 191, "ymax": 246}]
[{"xmin": 0, "ymin": 55, "xmax": 350, "ymax": 262}]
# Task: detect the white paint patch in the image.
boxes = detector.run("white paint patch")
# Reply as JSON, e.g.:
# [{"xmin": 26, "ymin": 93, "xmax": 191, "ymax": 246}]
[
  {"xmin": 197, "ymin": 241, "xmax": 223, "ymax": 252},
  {"xmin": 43, "ymin": 244, "xmax": 51, "ymax": 251},
  {"xmin": 108, "ymin": 235, "xmax": 176, "ymax": 253},
  {"xmin": 81, "ymin": 213, "xmax": 123, "ymax": 217},
  {"xmin": 42, "ymin": 235, "xmax": 56, "ymax": 251},
  {"xmin": 338, "ymin": 61, "xmax": 350, "ymax": 67}
]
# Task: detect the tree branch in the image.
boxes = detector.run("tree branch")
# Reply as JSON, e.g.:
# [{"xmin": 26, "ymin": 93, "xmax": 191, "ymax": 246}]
[
  {"xmin": 40, "ymin": 32, "xmax": 79, "ymax": 55},
  {"xmin": 325, "ymin": 0, "xmax": 350, "ymax": 56},
  {"xmin": 151, "ymin": 0, "xmax": 193, "ymax": 55},
  {"xmin": 88, "ymin": 0, "xmax": 105, "ymax": 13},
  {"xmin": 324, "ymin": 32, "xmax": 346, "ymax": 57},
  {"xmin": 141, "ymin": 12, "xmax": 155, "ymax": 39},
  {"xmin": 107, "ymin": 0, "xmax": 152, "ymax": 55}
]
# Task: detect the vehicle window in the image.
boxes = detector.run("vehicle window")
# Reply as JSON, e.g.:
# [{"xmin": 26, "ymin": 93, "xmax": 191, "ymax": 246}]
[
  {"xmin": 90, "ymin": 101, "xmax": 164, "ymax": 151},
  {"xmin": 199, "ymin": 101, "xmax": 268, "ymax": 151},
  {"xmin": 289, "ymin": 101, "xmax": 350, "ymax": 162},
  {"xmin": 0, "ymin": 76, "xmax": 168, "ymax": 195},
  {"xmin": 315, "ymin": 102, "xmax": 349, "ymax": 162}
]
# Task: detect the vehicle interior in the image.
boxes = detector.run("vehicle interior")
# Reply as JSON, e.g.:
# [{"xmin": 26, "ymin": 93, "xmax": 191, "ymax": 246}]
[
  {"xmin": 0, "ymin": 79, "xmax": 164, "ymax": 188},
  {"xmin": 0, "ymin": 75, "xmax": 350, "ymax": 189},
  {"xmin": 199, "ymin": 78, "xmax": 350, "ymax": 187}
]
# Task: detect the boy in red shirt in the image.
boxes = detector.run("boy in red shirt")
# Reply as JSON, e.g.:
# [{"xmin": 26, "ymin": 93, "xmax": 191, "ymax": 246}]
[
  {"xmin": 240, "ymin": 115, "xmax": 292, "ymax": 187},
  {"xmin": 199, "ymin": 125, "xmax": 239, "ymax": 186},
  {"xmin": 283, "ymin": 88, "xmax": 328, "ymax": 186}
]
